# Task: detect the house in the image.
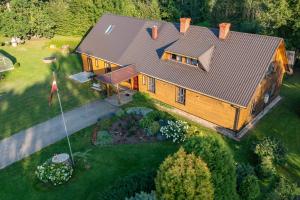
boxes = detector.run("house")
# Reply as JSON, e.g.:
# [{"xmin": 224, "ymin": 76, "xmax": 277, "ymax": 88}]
[{"xmin": 76, "ymin": 14, "xmax": 288, "ymax": 132}]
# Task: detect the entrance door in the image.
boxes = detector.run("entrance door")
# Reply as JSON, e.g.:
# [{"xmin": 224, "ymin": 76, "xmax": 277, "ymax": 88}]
[{"xmin": 133, "ymin": 76, "xmax": 139, "ymax": 91}]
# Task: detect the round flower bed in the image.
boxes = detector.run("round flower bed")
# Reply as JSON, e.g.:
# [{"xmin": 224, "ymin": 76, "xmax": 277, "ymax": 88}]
[{"xmin": 35, "ymin": 159, "xmax": 73, "ymax": 186}]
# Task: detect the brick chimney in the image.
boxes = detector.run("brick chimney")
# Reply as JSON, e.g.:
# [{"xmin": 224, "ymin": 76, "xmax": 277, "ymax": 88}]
[
  {"xmin": 152, "ymin": 25, "xmax": 158, "ymax": 40},
  {"xmin": 180, "ymin": 18, "xmax": 191, "ymax": 34},
  {"xmin": 219, "ymin": 23, "xmax": 231, "ymax": 40}
]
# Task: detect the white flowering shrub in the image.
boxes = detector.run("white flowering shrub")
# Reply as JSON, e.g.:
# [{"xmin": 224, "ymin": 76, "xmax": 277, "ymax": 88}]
[
  {"xmin": 35, "ymin": 160, "xmax": 73, "ymax": 186},
  {"xmin": 126, "ymin": 191, "xmax": 156, "ymax": 200},
  {"xmin": 160, "ymin": 120, "xmax": 189, "ymax": 143}
]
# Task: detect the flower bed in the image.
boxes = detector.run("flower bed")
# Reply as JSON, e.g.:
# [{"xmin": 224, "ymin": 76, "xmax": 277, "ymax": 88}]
[{"xmin": 35, "ymin": 158, "xmax": 73, "ymax": 186}]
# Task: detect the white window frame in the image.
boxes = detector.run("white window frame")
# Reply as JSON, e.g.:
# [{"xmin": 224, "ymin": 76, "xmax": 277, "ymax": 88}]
[
  {"xmin": 186, "ymin": 57, "xmax": 191, "ymax": 64},
  {"xmin": 176, "ymin": 55, "xmax": 182, "ymax": 62},
  {"xmin": 148, "ymin": 77, "xmax": 155, "ymax": 93},
  {"xmin": 191, "ymin": 59, "xmax": 198, "ymax": 66},
  {"xmin": 176, "ymin": 87, "xmax": 186, "ymax": 104},
  {"xmin": 142, "ymin": 75, "xmax": 146, "ymax": 85}
]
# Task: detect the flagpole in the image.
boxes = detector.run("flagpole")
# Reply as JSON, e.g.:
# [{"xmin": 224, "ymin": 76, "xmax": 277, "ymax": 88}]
[{"xmin": 53, "ymin": 72, "xmax": 75, "ymax": 166}]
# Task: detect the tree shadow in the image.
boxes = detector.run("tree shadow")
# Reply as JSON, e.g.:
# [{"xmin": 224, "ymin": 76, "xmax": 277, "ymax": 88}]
[{"xmin": 0, "ymin": 53, "xmax": 100, "ymax": 140}]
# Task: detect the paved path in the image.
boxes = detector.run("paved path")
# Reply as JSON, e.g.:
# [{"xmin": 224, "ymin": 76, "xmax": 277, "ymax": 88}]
[{"xmin": 0, "ymin": 100, "xmax": 118, "ymax": 169}]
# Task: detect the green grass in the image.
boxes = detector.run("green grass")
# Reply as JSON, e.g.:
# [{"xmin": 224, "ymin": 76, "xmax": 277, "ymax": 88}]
[
  {"xmin": 0, "ymin": 35, "xmax": 298, "ymax": 199},
  {"xmin": 0, "ymin": 126, "xmax": 178, "ymax": 200},
  {"xmin": 0, "ymin": 36, "xmax": 101, "ymax": 139},
  {"xmin": 0, "ymin": 70, "xmax": 298, "ymax": 199},
  {"xmin": 230, "ymin": 71, "xmax": 300, "ymax": 183}
]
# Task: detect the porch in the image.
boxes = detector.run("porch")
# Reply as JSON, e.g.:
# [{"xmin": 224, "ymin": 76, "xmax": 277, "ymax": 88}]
[{"xmin": 96, "ymin": 65, "xmax": 139, "ymax": 105}]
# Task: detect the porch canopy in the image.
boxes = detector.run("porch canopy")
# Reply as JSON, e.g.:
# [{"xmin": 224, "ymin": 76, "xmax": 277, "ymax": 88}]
[{"xmin": 97, "ymin": 65, "xmax": 138, "ymax": 85}]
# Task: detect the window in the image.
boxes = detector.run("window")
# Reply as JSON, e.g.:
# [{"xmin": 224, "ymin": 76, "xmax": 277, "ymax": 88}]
[
  {"xmin": 191, "ymin": 59, "xmax": 198, "ymax": 66},
  {"xmin": 148, "ymin": 77, "xmax": 155, "ymax": 93},
  {"xmin": 176, "ymin": 55, "xmax": 182, "ymax": 62},
  {"xmin": 270, "ymin": 83, "xmax": 276, "ymax": 97},
  {"xmin": 104, "ymin": 62, "xmax": 112, "ymax": 73},
  {"xmin": 95, "ymin": 59, "xmax": 99, "ymax": 68},
  {"xmin": 171, "ymin": 54, "xmax": 176, "ymax": 60},
  {"xmin": 251, "ymin": 100, "xmax": 256, "ymax": 115},
  {"xmin": 142, "ymin": 75, "xmax": 146, "ymax": 85},
  {"xmin": 176, "ymin": 87, "xmax": 186, "ymax": 104},
  {"xmin": 266, "ymin": 62, "xmax": 275, "ymax": 76},
  {"xmin": 105, "ymin": 25, "xmax": 114, "ymax": 35},
  {"xmin": 87, "ymin": 57, "xmax": 93, "ymax": 72},
  {"xmin": 186, "ymin": 57, "xmax": 191, "ymax": 64}
]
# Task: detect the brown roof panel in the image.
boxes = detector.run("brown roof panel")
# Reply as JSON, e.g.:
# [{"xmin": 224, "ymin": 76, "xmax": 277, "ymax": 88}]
[
  {"xmin": 97, "ymin": 65, "xmax": 138, "ymax": 84},
  {"xmin": 77, "ymin": 14, "xmax": 283, "ymax": 107}
]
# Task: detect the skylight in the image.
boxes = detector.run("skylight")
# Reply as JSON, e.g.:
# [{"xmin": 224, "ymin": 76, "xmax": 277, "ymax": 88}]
[{"xmin": 105, "ymin": 25, "xmax": 114, "ymax": 35}]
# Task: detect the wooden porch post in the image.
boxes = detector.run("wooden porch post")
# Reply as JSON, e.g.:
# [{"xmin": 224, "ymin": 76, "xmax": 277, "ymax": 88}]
[
  {"xmin": 116, "ymin": 84, "xmax": 121, "ymax": 105},
  {"xmin": 106, "ymin": 84, "xmax": 110, "ymax": 96}
]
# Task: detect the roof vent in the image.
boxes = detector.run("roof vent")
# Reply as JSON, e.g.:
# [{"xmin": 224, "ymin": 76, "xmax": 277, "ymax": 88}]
[
  {"xmin": 180, "ymin": 18, "xmax": 191, "ymax": 34},
  {"xmin": 152, "ymin": 25, "xmax": 158, "ymax": 40},
  {"xmin": 105, "ymin": 25, "xmax": 114, "ymax": 35},
  {"xmin": 219, "ymin": 23, "xmax": 231, "ymax": 40}
]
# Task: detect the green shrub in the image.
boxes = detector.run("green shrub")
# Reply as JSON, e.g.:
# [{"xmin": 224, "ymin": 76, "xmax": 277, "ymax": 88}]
[
  {"xmin": 258, "ymin": 156, "xmax": 276, "ymax": 178},
  {"xmin": 35, "ymin": 159, "xmax": 73, "ymax": 186},
  {"xmin": 95, "ymin": 131, "xmax": 113, "ymax": 146},
  {"xmin": 98, "ymin": 170, "xmax": 156, "ymax": 200},
  {"xmin": 254, "ymin": 137, "xmax": 287, "ymax": 165},
  {"xmin": 147, "ymin": 121, "xmax": 160, "ymax": 136},
  {"xmin": 147, "ymin": 110, "xmax": 166, "ymax": 121},
  {"xmin": 139, "ymin": 117, "xmax": 153, "ymax": 129},
  {"xmin": 98, "ymin": 118, "xmax": 112, "ymax": 130},
  {"xmin": 126, "ymin": 191, "xmax": 156, "ymax": 200},
  {"xmin": 266, "ymin": 175, "xmax": 298, "ymax": 200},
  {"xmin": 239, "ymin": 175, "xmax": 260, "ymax": 200},
  {"xmin": 274, "ymin": 175, "xmax": 297, "ymax": 200},
  {"xmin": 126, "ymin": 107, "xmax": 153, "ymax": 116},
  {"xmin": 184, "ymin": 136, "xmax": 239, "ymax": 200},
  {"xmin": 155, "ymin": 148, "xmax": 214, "ymax": 200},
  {"xmin": 115, "ymin": 109, "xmax": 125, "ymax": 118},
  {"xmin": 236, "ymin": 163, "xmax": 255, "ymax": 187}
]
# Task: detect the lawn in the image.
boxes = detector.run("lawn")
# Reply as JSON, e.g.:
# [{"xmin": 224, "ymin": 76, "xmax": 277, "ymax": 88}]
[
  {"xmin": 0, "ymin": 36, "xmax": 101, "ymax": 139},
  {"xmin": 231, "ymin": 70, "xmax": 300, "ymax": 184},
  {"xmin": 0, "ymin": 36, "xmax": 298, "ymax": 199},
  {"xmin": 0, "ymin": 125, "xmax": 178, "ymax": 200},
  {"xmin": 0, "ymin": 70, "xmax": 298, "ymax": 199}
]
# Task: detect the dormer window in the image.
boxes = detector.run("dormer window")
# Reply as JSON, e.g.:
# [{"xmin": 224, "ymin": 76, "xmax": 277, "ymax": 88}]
[
  {"xmin": 176, "ymin": 55, "xmax": 182, "ymax": 62},
  {"xmin": 171, "ymin": 54, "xmax": 177, "ymax": 60},
  {"xmin": 186, "ymin": 58, "xmax": 191, "ymax": 64},
  {"xmin": 191, "ymin": 59, "xmax": 198, "ymax": 66},
  {"xmin": 168, "ymin": 52, "xmax": 199, "ymax": 67}
]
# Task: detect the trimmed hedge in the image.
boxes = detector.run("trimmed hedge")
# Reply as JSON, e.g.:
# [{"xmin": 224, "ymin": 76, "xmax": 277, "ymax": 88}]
[{"xmin": 97, "ymin": 170, "xmax": 156, "ymax": 200}]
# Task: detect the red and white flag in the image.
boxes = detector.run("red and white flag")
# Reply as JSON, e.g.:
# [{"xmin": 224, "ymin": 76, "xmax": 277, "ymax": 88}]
[{"xmin": 48, "ymin": 78, "xmax": 58, "ymax": 106}]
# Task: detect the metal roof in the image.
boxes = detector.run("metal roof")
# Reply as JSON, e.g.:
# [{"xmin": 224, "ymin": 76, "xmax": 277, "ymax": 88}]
[
  {"xmin": 97, "ymin": 65, "xmax": 138, "ymax": 85},
  {"xmin": 76, "ymin": 14, "xmax": 283, "ymax": 107}
]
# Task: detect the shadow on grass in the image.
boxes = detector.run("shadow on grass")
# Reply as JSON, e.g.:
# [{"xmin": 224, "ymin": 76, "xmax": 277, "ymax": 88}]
[{"xmin": 0, "ymin": 52, "xmax": 101, "ymax": 140}]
